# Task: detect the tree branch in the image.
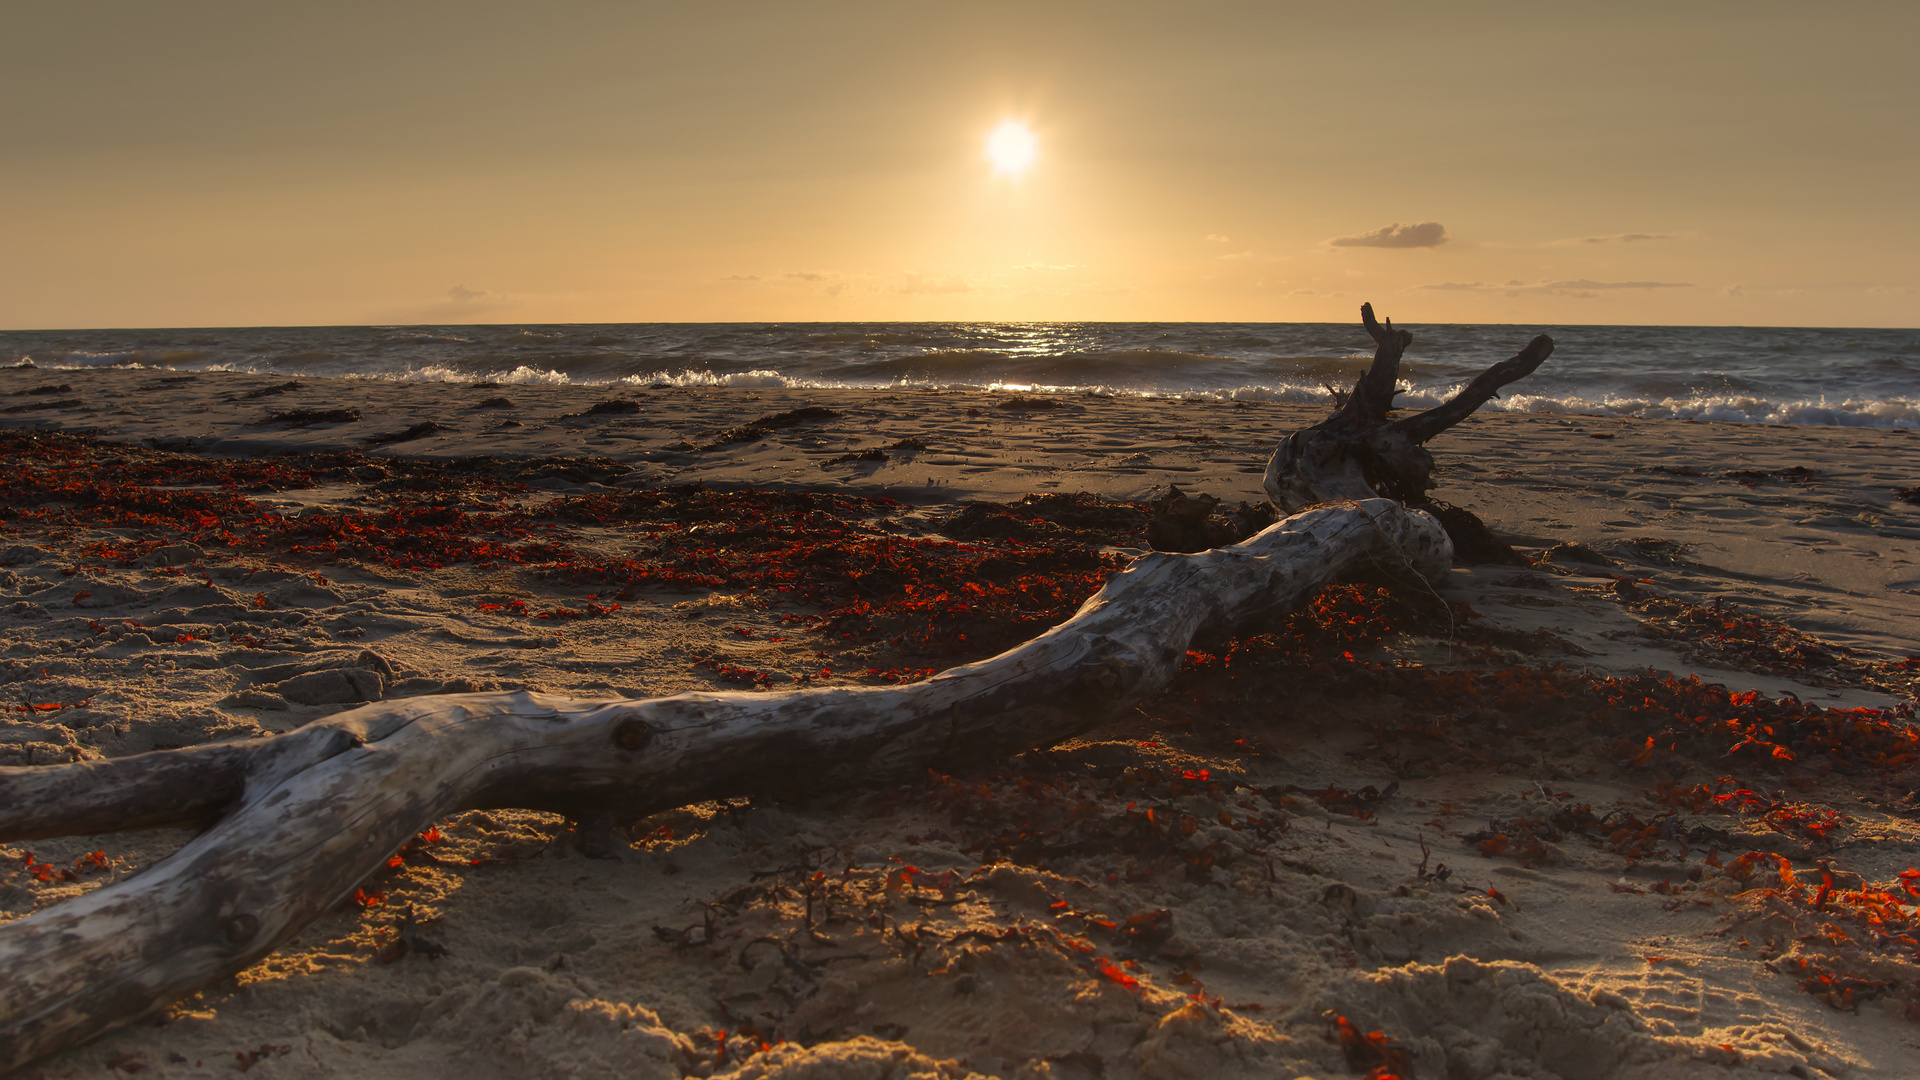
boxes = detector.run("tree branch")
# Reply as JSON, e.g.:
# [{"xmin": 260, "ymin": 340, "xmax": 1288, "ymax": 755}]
[
  {"xmin": 0, "ymin": 500, "xmax": 1450, "ymax": 1072},
  {"xmin": 1391, "ymin": 334, "xmax": 1555, "ymax": 445}
]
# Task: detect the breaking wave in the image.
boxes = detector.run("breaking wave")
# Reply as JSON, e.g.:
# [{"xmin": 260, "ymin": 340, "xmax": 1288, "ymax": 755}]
[{"xmin": 4, "ymin": 320, "xmax": 1914, "ymax": 428}]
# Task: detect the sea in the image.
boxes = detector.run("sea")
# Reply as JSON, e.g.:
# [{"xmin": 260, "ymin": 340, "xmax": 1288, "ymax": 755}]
[{"xmin": 3, "ymin": 322, "xmax": 1917, "ymax": 430}]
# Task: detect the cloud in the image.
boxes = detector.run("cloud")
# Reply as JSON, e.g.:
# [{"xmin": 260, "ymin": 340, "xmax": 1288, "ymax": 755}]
[
  {"xmin": 1014, "ymin": 263, "xmax": 1080, "ymax": 271},
  {"xmin": 1418, "ymin": 279, "xmax": 1693, "ymax": 298},
  {"xmin": 376, "ymin": 284, "xmax": 516, "ymax": 323},
  {"xmin": 1572, "ymin": 232, "xmax": 1674, "ymax": 244},
  {"xmin": 719, "ymin": 274, "xmax": 761, "ymax": 282},
  {"xmin": 1541, "ymin": 279, "xmax": 1691, "ymax": 290},
  {"xmin": 1204, "ymin": 234, "xmax": 1231, "ymax": 243},
  {"xmin": 784, "ymin": 271, "xmax": 829, "ymax": 282},
  {"xmin": 1328, "ymin": 221, "xmax": 1449, "ymax": 249},
  {"xmin": 1217, "ymin": 251, "xmax": 1255, "ymax": 260},
  {"xmin": 1720, "ymin": 284, "xmax": 1746, "ymax": 298}
]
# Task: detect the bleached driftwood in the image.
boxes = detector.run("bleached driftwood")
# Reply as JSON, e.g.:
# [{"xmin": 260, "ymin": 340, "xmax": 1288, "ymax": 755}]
[
  {"xmin": 1265, "ymin": 303, "xmax": 1555, "ymax": 512},
  {"xmin": 0, "ymin": 305, "xmax": 1548, "ymax": 1071}
]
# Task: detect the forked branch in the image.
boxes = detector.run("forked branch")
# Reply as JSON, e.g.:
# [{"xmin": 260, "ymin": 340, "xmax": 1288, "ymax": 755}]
[{"xmin": 1265, "ymin": 305, "xmax": 1554, "ymax": 511}]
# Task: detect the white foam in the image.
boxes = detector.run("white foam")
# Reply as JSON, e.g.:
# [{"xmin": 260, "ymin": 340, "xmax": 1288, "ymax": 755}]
[{"xmin": 1490, "ymin": 390, "xmax": 1920, "ymax": 429}]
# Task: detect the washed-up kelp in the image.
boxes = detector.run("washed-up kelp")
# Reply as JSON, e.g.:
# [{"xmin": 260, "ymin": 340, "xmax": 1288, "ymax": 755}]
[
  {"xmin": 1611, "ymin": 579, "xmax": 1920, "ymax": 699},
  {"xmin": 534, "ymin": 486, "xmax": 1127, "ymax": 658},
  {"xmin": 0, "ymin": 432, "xmax": 1124, "ymax": 659}
]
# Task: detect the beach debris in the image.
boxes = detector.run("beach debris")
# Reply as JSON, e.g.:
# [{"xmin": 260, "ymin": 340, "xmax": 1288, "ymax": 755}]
[
  {"xmin": 1332, "ymin": 1013, "xmax": 1412, "ymax": 1077},
  {"xmin": 1541, "ymin": 541, "xmax": 1613, "ymax": 566},
  {"xmin": 570, "ymin": 398, "xmax": 640, "ymax": 417},
  {"xmin": 2, "ymin": 398, "xmax": 82, "ymax": 413},
  {"xmin": 1631, "ymin": 464, "xmax": 1703, "ymax": 478},
  {"xmin": 361, "ymin": 421, "xmax": 447, "ymax": 446},
  {"xmin": 1414, "ymin": 499, "xmax": 1529, "ymax": 565},
  {"xmin": 231, "ymin": 1044, "xmax": 292, "ymax": 1072},
  {"xmin": 536, "ymin": 486, "xmax": 1125, "ymax": 658},
  {"xmin": 822, "ymin": 448, "xmax": 888, "ymax": 468},
  {"xmin": 472, "ymin": 396, "xmax": 514, "ymax": 409},
  {"xmin": 888, "ymin": 436, "xmax": 929, "ymax": 451},
  {"xmin": 1613, "ymin": 535, "xmax": 1693, "ymax": 565},
  {"xmin": 9, "ymin": 384, "xmax": 71, "ymax": 396},
  {"xmin": 1144, "ymin": 485, "xmax": 1275, "ymax": 552},
  {"xmin": 699, "ymin": 405, "xmax": 840, "ymax": 449},
  {"xmin": 238, "ymin": 381, "xmax": 301, "ymax": 399},
  {"xmin": 1723, "ymin": 466, "xmax": 1820, "ymax": 486},
  {"xmin": 250, "ymin": 407, "xmax": 361, "ymax": 427},
  {"xmin": 1897, "ymin": 485, "xmax": 1919, "ymax": 505},
  {"xmin": 995, "ymin": 395, "xmax": 1061, "ymax": 410},
  {"xmin": 942, "ymin": 492, "xmax": 1148, "ymax": 545},
  {"xmin": 371, "ymin": 906, "xmax": 448, "ymax": 965},
  {"xmin": 1611, "ymin": 585, "xmax": 1919, "ymax": 698}
]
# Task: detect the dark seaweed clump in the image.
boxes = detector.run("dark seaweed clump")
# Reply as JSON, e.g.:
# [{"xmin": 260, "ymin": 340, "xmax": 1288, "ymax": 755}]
[
  {"xmin": 700, "ymin": 406, "xmax": 841, "ymax": 449},
  {"xmin": 252, "ymin": 408, "xmax": 361, "ymax": 427}
]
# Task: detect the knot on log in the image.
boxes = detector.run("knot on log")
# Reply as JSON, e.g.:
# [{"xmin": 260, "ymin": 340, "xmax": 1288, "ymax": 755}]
[
  {"xmin": 613, "ymin": 720, "xmax": 654, "ymax": 751},
  {"xmin": 1077, "ymin": 657, "xmax": 1136, "ymax": 702},
  {"xmin": 224, "ymin": 913, "xmax": 260, "ymax": 945}
]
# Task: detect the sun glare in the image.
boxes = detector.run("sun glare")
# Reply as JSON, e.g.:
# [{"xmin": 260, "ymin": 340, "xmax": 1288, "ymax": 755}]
[{"xmin": 985, "ymin": 120, "xmax": 1038, "ymax": 176}]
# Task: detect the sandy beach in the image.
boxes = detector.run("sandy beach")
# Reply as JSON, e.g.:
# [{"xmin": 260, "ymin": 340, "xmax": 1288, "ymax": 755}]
[{"xmin": 4, "ymin": 365, "xmax": 1920, "ymax": 1079}]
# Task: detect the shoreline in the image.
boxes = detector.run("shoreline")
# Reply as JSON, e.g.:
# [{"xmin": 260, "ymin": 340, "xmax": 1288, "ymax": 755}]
[{"xmin": 6, "ymin": 363, "xmax": 1918, "ymax": 661}]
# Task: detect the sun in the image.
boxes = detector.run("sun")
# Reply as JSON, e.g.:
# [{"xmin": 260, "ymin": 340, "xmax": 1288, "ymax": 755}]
[{"xmin": 984, "ymin": 119, "xmax": 1038, "ymax": 176}]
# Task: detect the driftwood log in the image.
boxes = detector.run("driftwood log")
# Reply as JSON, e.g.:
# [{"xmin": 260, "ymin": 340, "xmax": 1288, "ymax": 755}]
[
  {"xmin": 1266, "ymin": 304, "xmax": 1555, "ymax": 511},
  {"xmin": 0, "ymin": 306, "xmax": 1550, "ymax": 1071}
]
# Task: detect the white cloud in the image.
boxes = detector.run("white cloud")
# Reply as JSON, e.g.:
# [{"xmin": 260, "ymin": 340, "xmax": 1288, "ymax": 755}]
[
  {"xmin": 1204, "ymin": 234, "xmax": 1231, "ymax": 243},
  {"xmin": 1328, "ymin": 221, "xmax": 1449, "ymax": 249}
]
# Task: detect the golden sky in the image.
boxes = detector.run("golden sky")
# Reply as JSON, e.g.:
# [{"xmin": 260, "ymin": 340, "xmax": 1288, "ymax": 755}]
[{"xmin": 3, "ymin": 2, "xmax": 1914, "ymax": 329}]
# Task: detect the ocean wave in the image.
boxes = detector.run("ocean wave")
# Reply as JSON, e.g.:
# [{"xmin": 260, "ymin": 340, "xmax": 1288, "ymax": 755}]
[
  {"xmin": 616, "ymin": 369, "xmax": 796, "ymax": 389},
  {"xmin": 5, "ymin": 321, "xmax": 1915, "ymax": 430},
  {"xmin": 1491, "ymin": 392, "xmax": 1920, "ymax": 428}
]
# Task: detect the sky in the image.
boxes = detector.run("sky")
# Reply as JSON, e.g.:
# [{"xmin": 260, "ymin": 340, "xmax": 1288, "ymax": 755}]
[{"xmin": 3, "ymin": 1, "xmax": 1914, "ymax": 329}]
